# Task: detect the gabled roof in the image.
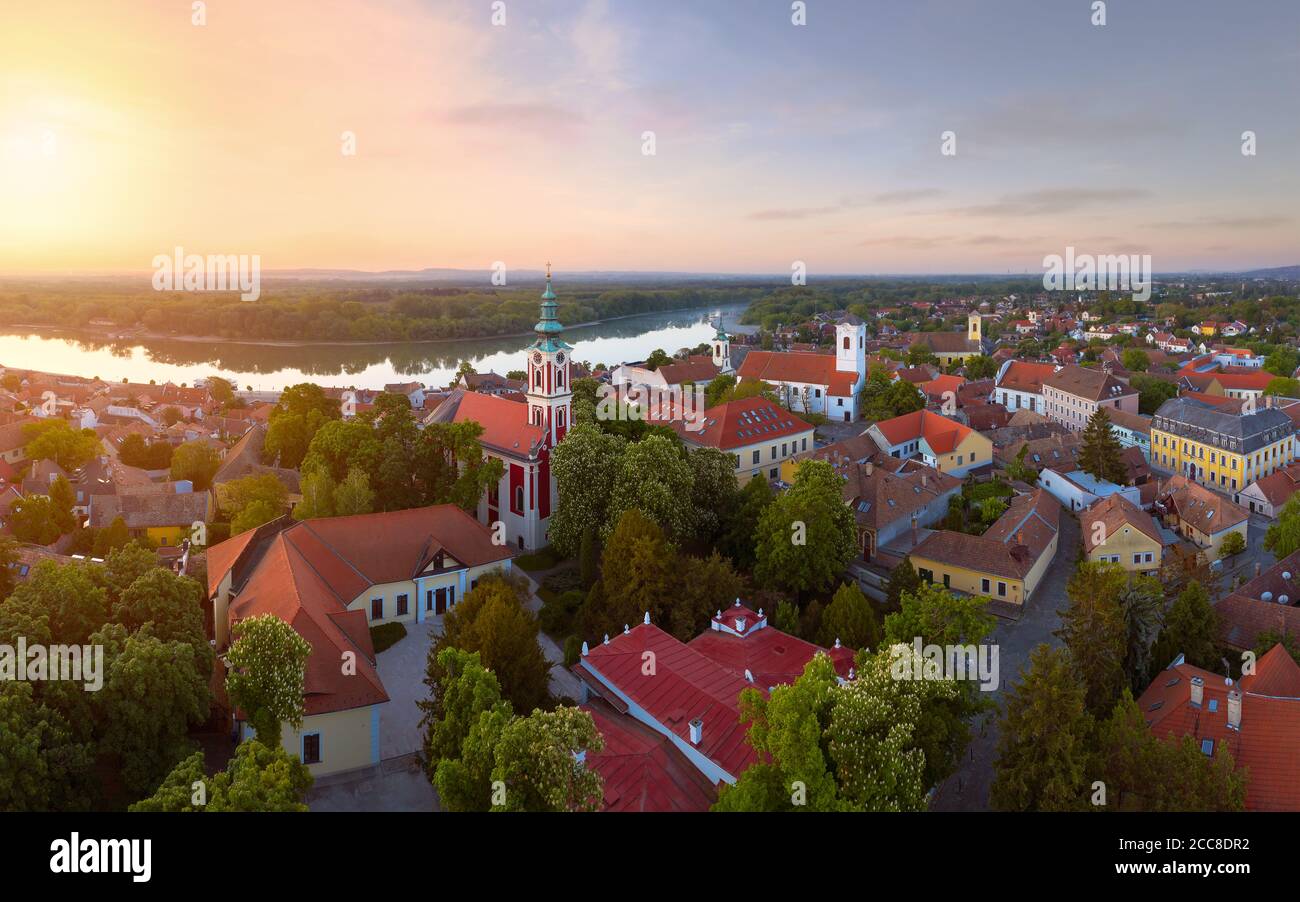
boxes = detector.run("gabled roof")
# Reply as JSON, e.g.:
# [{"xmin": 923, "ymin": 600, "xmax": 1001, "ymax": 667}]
[
  {"xmin": 1243, "ymin": 463, "xmax": 1300, "ymax": 508},
  {"xmin": 88, "ymin": 491, "xmax": 211, "ymax": 529},
  {"xmin": 996, "ymin": 361, "xmax": 1057, "ymax": 394},
  {"xmin": 576, "ymin": 623, "xmax": 756, "ymax": 780},
  {"xmin": 430, "ymin": 389, "xmax": 545, "ymax": 458},
  {"xmin": 1137, "ymin": 646, "xmax": 1300, "ymax": 811},
  {"xmin": 1082, "ymin": 494, "xmax": 1162, "ymax": 553},
  {"xmin": 688, "ymin": 604, "xmax": 855, "ymax": 687},
  {"xmin": 1043, "ymin": 365, "xmax": 1136, "ymax": 402},
  {"xmin": 735, "ymin": 351, "xmax": 857, "ymax": 395},
  {"xmin": 1160, "ymin": 475, "xmax": 1249, "ymax": 535},
  {"xmin": 870, "ymin": 409, "xmax": 974, "ymax": 454},
  {"xmin": 212, "ymin": 504, "xmax": 512, "ymax": 717},
  {"xmin": 655, "ymin": 356, "xmax": 721, "ymax": 386},
  {"xmin": 1217, "ymin": 550, "xmax": 1300, "ymax": 651},
  {"xmin": 581, "ymin": 701, "xmax": 718, "ymax": 812},
  {"xmin": 913, "ymin": 489, "xmax": 1060, "ymax": 580}
]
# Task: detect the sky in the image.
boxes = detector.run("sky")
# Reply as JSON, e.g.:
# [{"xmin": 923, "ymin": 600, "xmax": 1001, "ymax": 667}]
[{"xmin": 2, "ymin": 0, "xmax": 1298, "ymax": 275}]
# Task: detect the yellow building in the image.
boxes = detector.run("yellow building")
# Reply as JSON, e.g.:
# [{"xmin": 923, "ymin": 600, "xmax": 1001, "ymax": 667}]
[
  {"xmin": 671, "ymin": 396, "xmax": 815, "ymax": 485},
  {"xmin": 87, "ymin": 491, "xmax": 211, "ymax": 548},
  {"xmin": 1081, "ymin": 494, "xmax": 1163, "ymax": 576},
  {"xmin": 909, "ymin": 314, "xmax": 987, "ymax": 367},
  {"xmin": 909, "ymin": 490, "xmax": 1061, "ymax": 605},
  {"xmin": 1157, "ymin": 475, "xmax": 1250, "ymax": 560},
  {"xmin": 1150, "ymin": 396, "xmax": 1295, "ymax": 494},
  {"xmin": 207, "ymin": 504, "xmax": 515, "ymax": 778},
  {"xmin": 866, "ymin": 408, "xmax": 993, "ymax": 478}
]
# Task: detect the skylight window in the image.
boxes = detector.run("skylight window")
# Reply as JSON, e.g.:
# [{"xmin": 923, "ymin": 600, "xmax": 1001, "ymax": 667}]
[{"xmin": 1200, "ymin": 739, "xmax": 1214, "ymax": 756}]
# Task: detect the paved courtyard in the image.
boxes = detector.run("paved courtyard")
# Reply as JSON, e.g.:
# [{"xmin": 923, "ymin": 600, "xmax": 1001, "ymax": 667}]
[
  {"xmin": 307, "ymin": 754, "xmax": 438, "ymax": 812},
  {"xmin": 376, "ymin": 617, "xmax": 442, "ymax": 759}
]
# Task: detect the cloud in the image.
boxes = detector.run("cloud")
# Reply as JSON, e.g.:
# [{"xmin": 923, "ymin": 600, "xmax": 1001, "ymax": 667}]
[
  {"xmin": 1146, "ymin": 215, "xmax": 1290, "ymax": 230},
  {"xmin": 956, "ymin": 188, "xmax": 1150, "ymax": 218}
]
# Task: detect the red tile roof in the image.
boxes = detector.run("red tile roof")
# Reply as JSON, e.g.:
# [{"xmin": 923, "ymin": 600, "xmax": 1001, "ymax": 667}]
[
  {"xmin": 1218, "ymin": 550, "xmax": 1300, "ymax": 651},
  {"xmin": 871, "ymin": 409, "xmax": 973, "ymax": 454},
  {"xmin": 1138, "ymin": 646, "xmax": 1300, "ymax": 811},
  {"xmin": 670, "ymin": 396, "xmax": 813, "ymax": 452},
  {"xmin": 996, "ymin": 361, "xmax": 1057, "ymax": 394},
  {"xmin": 437, "ymin": 389, "xmax": 545, "ymax": 458},
  {"xmin": 216, "ymin": 504, "xmax": 512, "ymax": 716},
  {"xmin": 736, "ymin": 350, "xmax": 858, "ymax": 396}
]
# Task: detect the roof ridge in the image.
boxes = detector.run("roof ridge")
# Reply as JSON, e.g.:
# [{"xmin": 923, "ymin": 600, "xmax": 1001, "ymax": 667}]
[{"xmin": 288, "ymin": 523, "xmax": 367, "ymax": 602}]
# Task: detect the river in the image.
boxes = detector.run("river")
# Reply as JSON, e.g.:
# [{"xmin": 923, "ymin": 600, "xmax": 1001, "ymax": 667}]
[{"xmin": 0, "ymin": 302, "xmax": 752, "ymax": 391}]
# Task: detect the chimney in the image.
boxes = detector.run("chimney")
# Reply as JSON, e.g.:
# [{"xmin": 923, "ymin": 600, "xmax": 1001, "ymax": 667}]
[
  {"xmin": 1256, "ymin": 561, "xmax": 1262, "ymax": 578},
  {"xmin": 1102, "ymin": 360, "xmax": 1114, "ymax": 375},
  {"xmin": 689, "ymin": 718, "xmax": 703, "ymax": 745},
  {"xmin": 1226, "ymin": 689, "xmax": 1242, "ymax": 730},
  {"xmin": 1190, "ymin": 676, "xmax": 1204, "ymax": 707},
  {"xmin": 921, "ymin": 472, "xmax": 928, "ymax": 488},
  {"xmin": 865, "ymin": 461, "xmax": 873, "ymax": 476},
  {"xmin": 735, "ymin": 616, "xmax": 747, "ymax": 632},
  {"xmin": 912, "ymin": 516, "xmax": 919, "ymax": 546}
]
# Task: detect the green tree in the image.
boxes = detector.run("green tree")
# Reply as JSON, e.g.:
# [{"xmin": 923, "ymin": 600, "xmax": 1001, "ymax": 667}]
[
  {"xmin": 231, "ymin": 499, "xmax": 280, "ymax": 535},
  {"xmin": 884, "ymin": 581, "xmax": 995, "ymax": 648},
  {"xmin": 1078, "ymin": 407, "xmax": 1128, "ymax": 485},
  {"xmin": 130, "ymin": 740, "xmax": 314, "ymax": 812},
  {"xmin": 225, "ymin": 614, "xmax": 312, "ymax": 747},
  {"xmin": 1121, "ymin": 348, "xmax": 1150, "ymax": 372},
  {"xmin": 1264, "ymin": 347, "xmax": 1299, "ymax": 378},
  {"xmin": 1057, "ymin": 562, "xmax": 1128, "ymax": 716},
  {"xmin": 1265, "ymin": 495, "xmax": 1300, "ymax": 558},
  {"xmin": 1094, "ymin": 690, "xmax": 1246, "ymax": 811},
  {"xmin": 717, "ymin": 475, "xmax": 774, "ymax": 571},
  {"xmin": 293, "ymin": 469, "xmax": 336, "ymax": 520},
  {"xmin": 333, "ymin": 467, "xmax": 375, "ymax": 516},
  {"xmin": 1151, "ymin": 581, "xmax": 1219, "ymax": 674},
  {"xmin": 22, "ymin": 419, "xmax": 102, "ymax": 471},
  {"xmin": 990, "ymin": 645, "xmax": 1094, "ymax": 811},
  {"xmin": 9, "ymin": 494, "xmax": 63, "ymax": 545},
  {"xmin": 490, "ymin": 706, "xmax": 604, "ymax": 812},
  {"xmin": 48, "ymin": 474, "xmax": 77, "ymax": 534},
  {"xmin": 817, "ymin": 581, "xmax": 880, "ymax": 651},
  {"xmin": 964, "ymin": 355, "xmax": 997, "ymax": 380},
  {"xmin": 93, "ymin": 515, "xmax": 132, "ymax": 557},
  {"xmin": 0, "ymin": 560, "xmax": 108, "ymax": 646},
  {"xmin": 643, "ymin": 349, "xmax": 673, "ymax": 371},
  {"xmin": 547, "ymin": 423, "xmax": 626, "ymax": 557},
  {"xmin": 689, "ymin": 447, "xmax": 740, "ymax": 545},
  {"xmin": 1264, "ymin": 376, "xmax": 1300, "ymax": 397},
  {"xmin": 605, "ymin": 434, "xmax": 696, "ymax": 542},
  {"xmin": 1130, "ymin": 374, "xmax": 1179, "ymax": 415},
  {"xmin": 753, "ymin": 460, "xmax": 856, "ymax": 596},
  {"xmin": 671, "ymin": 551, "xmax": 744, "ymax": 642},
  {"xmin": 424, "ymin": 574, "xmax": 550, "ymax": 715},
  {"xmin": 704, "ymin": 373, "xmax": 737, "ymax": 408},
  {"xmin": 423, "ymin": 647, "xmax": 509, "ymax": 790},
  {"xmin": 95, "ymin": 626, "xmax": 211, "ymax": 796},
  {"xmin": 582, "ymin": 509, "xmax": 678, "ymax": 641},
  {"xmin": 905, "ymin": 343, "xmax": 937, "ymax": 366},
  {"xmin": 578, "ymin": 526, "xmax": 598, "ymax": 589},
  {"xmin": 885, "ymin": 556, "xmax": 923, "ymax": 611},
  {"xmin": 0, "ymin": 681, "xmax": 94, "ymax": 811},
  {"xmin": 170, "ymin": 440, "xmax": 222, "ymax": 490},
  {"xmin": 1218, "ymin": 531, "xmax": 1246, "ymax": 559}
]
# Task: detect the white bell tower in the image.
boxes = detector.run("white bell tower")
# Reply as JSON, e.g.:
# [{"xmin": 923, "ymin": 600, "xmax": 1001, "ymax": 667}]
[
  {"xmin": 525, "ymin": 264, "xmax": 573, "ymax": 446},
  {"xmin": 835, "ymin": 317, "xmax": 866, "ymax": 378},
  {"xmin": 711, "ymin": 319, "xmax": 732, "ymax": 374}
]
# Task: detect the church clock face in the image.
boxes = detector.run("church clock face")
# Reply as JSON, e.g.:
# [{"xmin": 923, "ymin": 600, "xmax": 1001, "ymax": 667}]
[
  {"xmin": 532, "ymin": 352, "xmax": 542, "ymax": 365},
  {"xmin": 556, "ymin": 352, "xmax": 565, "ymax": 364}
]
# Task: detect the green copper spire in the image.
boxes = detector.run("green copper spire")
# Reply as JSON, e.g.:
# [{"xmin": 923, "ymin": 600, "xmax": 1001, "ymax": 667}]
[{"xmin": 531, "ymin": 262, "xmax": 572, "ymax": 352}]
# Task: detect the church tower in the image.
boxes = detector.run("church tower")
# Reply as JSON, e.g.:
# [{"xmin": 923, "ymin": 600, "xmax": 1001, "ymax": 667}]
[
  {"xmin": 711, "ymin": 319, "xmax": 732, "ymax": 374},
  {"xmin": 525, "ymin": 264, "xmax": 573, "ymax": 446},
  {"xmin": 835, "ymin": 316, "xmax": 866, "ymax": 377},
  {"xmin": 967, "ymin": 312, "xmax": 983, "ymax": 343}
]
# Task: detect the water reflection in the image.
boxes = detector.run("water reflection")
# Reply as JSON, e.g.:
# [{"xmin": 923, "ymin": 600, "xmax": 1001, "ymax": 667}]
[{"xmin": 0, "ymin": 303, "xmax": 751, "ymax": 389}]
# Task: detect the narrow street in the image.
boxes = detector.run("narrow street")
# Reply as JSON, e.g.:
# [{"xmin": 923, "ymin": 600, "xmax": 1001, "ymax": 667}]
[{"xmin": 929, "ymin": 514, "xmax": 1079, "ymax": 810}]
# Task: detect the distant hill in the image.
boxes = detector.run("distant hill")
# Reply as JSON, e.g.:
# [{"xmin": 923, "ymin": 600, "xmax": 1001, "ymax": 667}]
[{"xmin": 1229, "ymin": 264, "xmax": 1300, "ymax": 280}]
